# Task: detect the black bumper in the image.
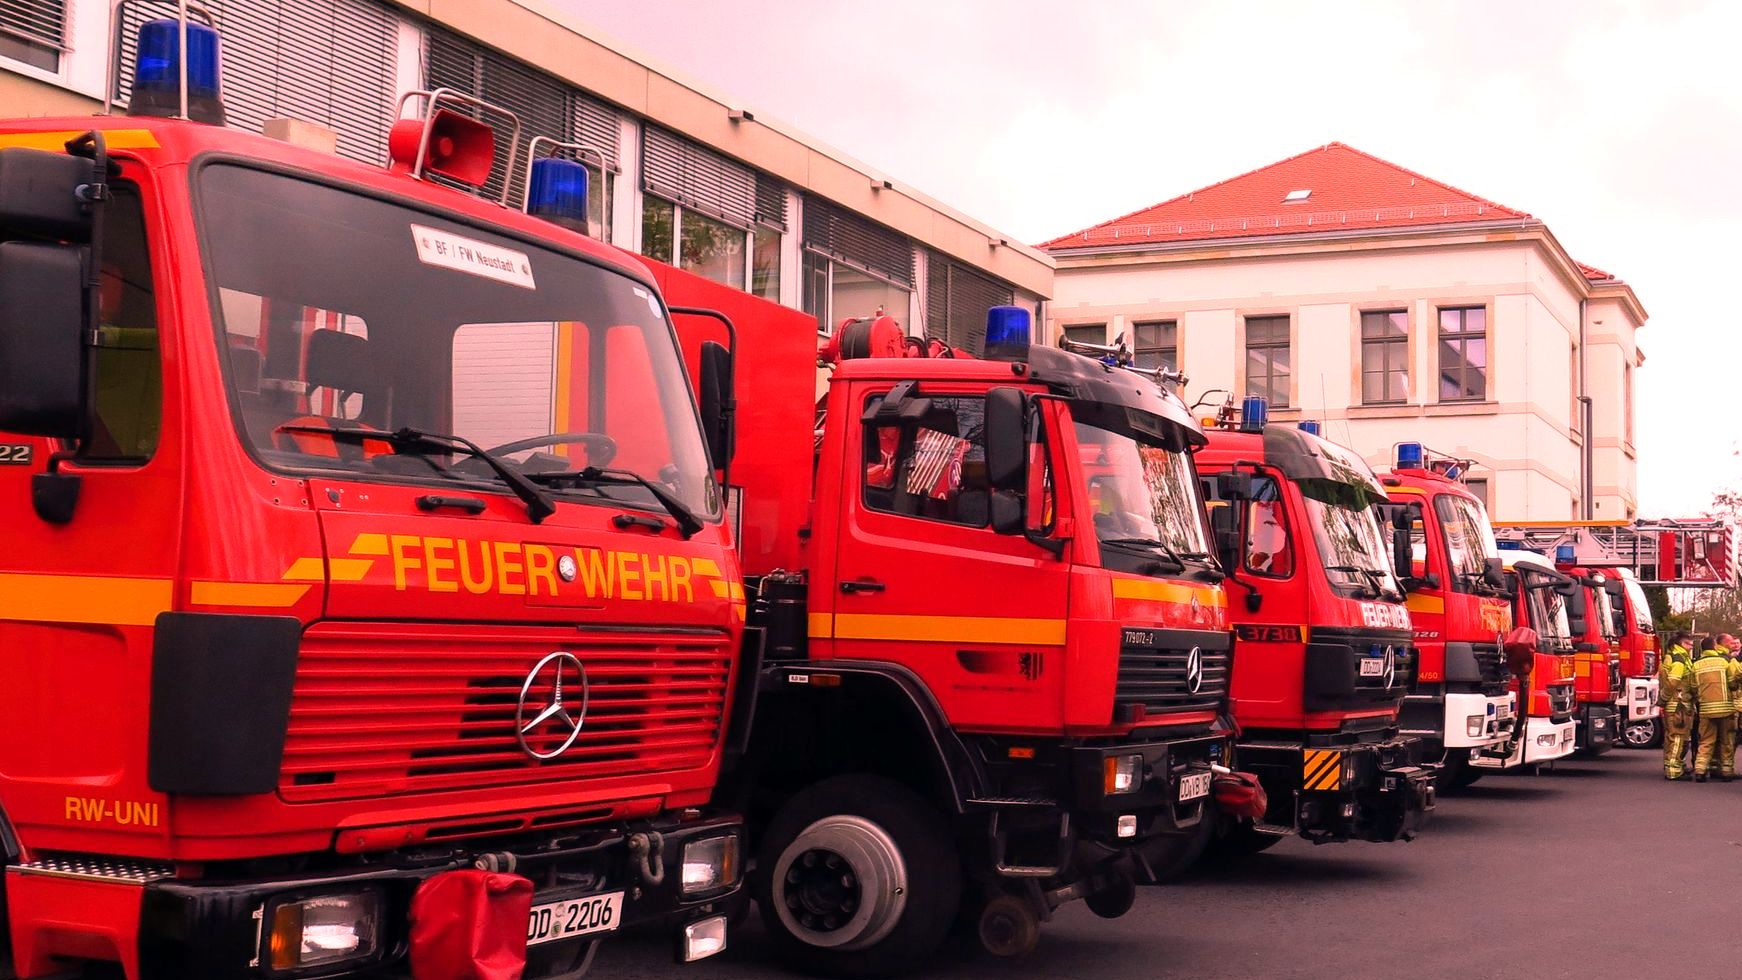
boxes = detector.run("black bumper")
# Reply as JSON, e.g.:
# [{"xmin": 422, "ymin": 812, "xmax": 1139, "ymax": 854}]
[
  {"xmin": 1064, "ymin": 730, "xmax": 1233, "ymax": 842},
  {"xmin": 1238, "ymin": 735, "xmax": 1434, "ymax": 843},
  {"xmin": 137, "ymin": 814, "xmax": 742, "ymax": 979},
  {"xmin": 1575, "ymin": 704, "xmax": 1617, "ymax": 755}
]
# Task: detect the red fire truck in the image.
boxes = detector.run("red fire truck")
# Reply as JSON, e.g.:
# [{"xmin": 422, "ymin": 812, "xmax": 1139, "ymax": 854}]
[
  {"xmin": 1560, "ymin": 568, "xmax": 1621, "ymax": 756},
  {"xmin": 656, "ymin": 293, "xmax": 1243, "ymax": 972},
  {"xmin": 1378, "ymin": 445, "xmax": 1520, "ymax": 789},
  {"xmin": 1490, "ymin": 519, "xmax": 1741, "ymax": 749},
  {"xmin": 0, "ymin": 19, "xmax": 746, "ymax": 979},
  {"xmin": 1192, "ymin": 402, "xmax": 1432, "ymax": 855},
  {"xmin": 1470, "ymin": 552, "xmax": 1580, "ymax": 773}
]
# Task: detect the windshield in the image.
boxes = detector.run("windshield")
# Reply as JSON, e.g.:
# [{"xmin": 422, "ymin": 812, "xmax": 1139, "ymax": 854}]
[
  {"xmin": 1524, "ymin": 572, "xmax": 1573, "ymax": 642},
  {"xmin": 1434, "ymin": 492, "xmax": 1500, "ymax": 588},
  {"xmin": 1075, "ymin": 420, "xmax": 1211, "ymax": 560},
  {"xmin": 1299, "ymin": 481, "xmax": 1402, "ymax": 598},
  {"xmin": 196, "ymin": 164, "xmax": 717, "ymax": 520},
  {"xmin": 1623, "ymin": 578, "xmax": 1654, "ymax": 633}
]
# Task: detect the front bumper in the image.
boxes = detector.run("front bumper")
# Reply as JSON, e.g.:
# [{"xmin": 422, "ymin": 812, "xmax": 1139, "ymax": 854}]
[
  {"xmin": 1620, "ymin": 676, "xmax": 1660, "ymax": 724},
  {"xmin": 1064, "ymin": 729, "xmax": 1232, "ymax": 843},
  {"xmin": 133, "ymin": 814, "xmax": 742, "ymax": 979},
  {"xmin": 1236, "ymin": 735, "xmax": 1434, "ymax": 844},
  {"xmin": 1440, "ymin": 692, "xmax": 1517, "ymax": 749},
  {"xmin": 1474, "ymin": 716, "xmax": 1577, "ymax": 768},
  {"xmin": 1574, "ymin": 703, "xmax": 1618, "ymax": 755}
]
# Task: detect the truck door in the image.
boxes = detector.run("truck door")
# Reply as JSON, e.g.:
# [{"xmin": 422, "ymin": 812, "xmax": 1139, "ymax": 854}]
[{"xmin": 817, "ymin": 380, "xmax": 1069, "ymax": 732}]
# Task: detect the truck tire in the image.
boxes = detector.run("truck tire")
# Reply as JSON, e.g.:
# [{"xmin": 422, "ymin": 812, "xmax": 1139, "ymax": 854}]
[
  {"xmin": 754, "ymin": 774, "xmax": 961, "ymax": 978},
  {"xmin": 1622, "ymin": 716, "xmax": 1663, "ymax": 750},
  {"xmin": 1435, "ymin": 753, "xmax": 1482, "ymax": 792},
  {"xmin": 1137, "ymin": 809, "xmax": 1214, "ymax": 883}
]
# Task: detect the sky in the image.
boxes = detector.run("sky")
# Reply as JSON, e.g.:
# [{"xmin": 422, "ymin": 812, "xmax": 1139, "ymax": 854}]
[{"xmin": 558, "ymin": 0, "xmax": 1742, "ymax": 516}]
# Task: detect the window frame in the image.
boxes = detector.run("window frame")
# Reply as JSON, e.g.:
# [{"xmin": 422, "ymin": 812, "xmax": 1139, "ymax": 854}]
[
  {"xmin": 74, "ymin": 176, "xmax": 163, "ymax": 466},
  {"xmin": 803, "ymin": 248, "xmax": 912, "ymax": 337},
  {"xmin": 1062, "ymin": 323, "xmax": 1106, "ymax": 347},
  {"xmin": 1436, "ymin": 305, "xmax": 1488, "ymax": 403},
  {"xmin": 858, "ymin": 390, "xmax": 991, "ymax": 531},
  {"xmin": 0, "ymin": 0, "xmax": 67, "ymax": 74},
  {"xmin": 1243, "ymin": 314, "xmax": 1291, "ymax": 409},
  {"xmin": 1359, "ymin": 309, "xmax": 1409, "ymax": 405},
  {"xmin": 639, "ymin": 191, "xmax": 753, "ymax": 291},
  {"xmin": 1130, "ymin": 319, "xmax": 1177, "ymax": 371}
]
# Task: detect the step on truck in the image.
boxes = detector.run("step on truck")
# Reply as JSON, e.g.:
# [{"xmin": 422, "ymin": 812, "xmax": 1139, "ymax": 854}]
[
  {"xmin": 1192, "ymin": 400, "xmax": 1433, "ymax": 856},
  {"xmin": 0, "ymin": 18, "xmax": 747, "ymax": 978},
  {"xmin": 654, "ymin": 292, "xmax": 1245, "ymax": 973},
  {"xmin": 1471, "ymin": 552, "xmax": 1581, "ymax": 773},
  {"xmin": 1378, "ymin": 444, "xmax": 1520, "ymax": 789}
]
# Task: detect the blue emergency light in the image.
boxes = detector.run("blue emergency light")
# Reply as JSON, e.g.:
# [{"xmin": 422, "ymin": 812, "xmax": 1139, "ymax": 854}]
[
  {"xmin": 1555, "ymin": 544, "xmax": 1576, "ymax": 564},
  {"xmin": 1239, "ymin": 396, "xmax": 1267, "ymax": 432},
  {"xmin": 527, "ymin": 157, "xmax": 590, "ymax": 230},
  {"xmin": 129, "ymin": 19, "xmax": 225, "ymax": 124},
  {"xmin": 1396, "ymin": 441, "xmax": 1424, "ymax": 469},
  {"xmin": 1298, "ymin": 420, "xmax": 1322, "ymax": 436},
  {"xmin": 984, "ymin": 306, "xmax": 1031, "ymax": 361}
]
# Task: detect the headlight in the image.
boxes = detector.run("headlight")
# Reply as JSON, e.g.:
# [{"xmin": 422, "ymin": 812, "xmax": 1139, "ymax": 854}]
[
  {"xmin": 268, "ymin": 891, "xmax": 381, "ymax": 971},
  {"xmin": 681, "ymin": 835, "xmax": 741, "ymax": 894},
  {"xmin": 1466, "ymin": 714, "xmax": 1486, "ymax": 737},
  {"xmin": 1104, "ymin": 754, "xmax": 1144, "ymax": 795}
]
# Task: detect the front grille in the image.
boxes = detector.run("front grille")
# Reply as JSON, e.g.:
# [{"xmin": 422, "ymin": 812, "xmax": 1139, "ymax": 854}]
[
  {"xmin": 1470, "ymin": 643, "xmax": 1511, "ymax": 696},
  {"xmin": 1547, "ymin": 684, "xmax": 1576, "ymax": 722},
  {"xmin": 279, "ymin": 623, "xmax": 731, "ymax": 803},
  {"xmin": 1115, "ymin": 645, "xmax": 1229, "ymax": 716}
]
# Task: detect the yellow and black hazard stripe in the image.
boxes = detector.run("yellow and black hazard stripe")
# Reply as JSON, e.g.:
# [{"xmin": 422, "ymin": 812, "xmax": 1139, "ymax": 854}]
[{"xmin": 1302, "ymin": 748, "xmax": 1344, "ymax": 792}]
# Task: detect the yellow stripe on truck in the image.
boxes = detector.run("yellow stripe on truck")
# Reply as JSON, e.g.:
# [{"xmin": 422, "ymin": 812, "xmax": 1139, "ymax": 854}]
[
  {"xmin": 830, "ymin": 613, "xmax": 1066, "ymax": 646},
  {"xmin": 0, "ymin": 573, "xmax": 172, "ymax": 626},
  {"xmin": 190, "ymin": 582, "xmax": 311, "ymax": 608},
  {"xmin": 1405, "ymin": 594, "xmax": 1445, "ymax": 615},
  {"xmin": 1111, "ymin": 578, "xmax": 1228, "ymax": 607},
  {"xmin": 0, "ymin": 129, "xmax": 161, "ymax": 150}
]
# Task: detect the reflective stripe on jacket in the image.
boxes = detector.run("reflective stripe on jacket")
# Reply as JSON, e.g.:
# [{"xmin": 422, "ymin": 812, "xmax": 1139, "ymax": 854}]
[{"xmin": 1690, "ymin": 654, "xmax": 1739, "ymax": 718}]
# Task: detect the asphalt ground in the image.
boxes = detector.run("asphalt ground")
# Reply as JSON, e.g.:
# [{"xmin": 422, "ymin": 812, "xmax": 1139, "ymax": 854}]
[{"xmin": 600, "ymin": 748, "xmax": 1738, "ymax": 980}]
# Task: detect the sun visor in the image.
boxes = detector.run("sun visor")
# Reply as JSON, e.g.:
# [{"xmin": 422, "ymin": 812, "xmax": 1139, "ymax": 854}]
[
  {"xmin": 1260, "ymin": 425, "xmax": 1388, "ymax": 506},
  {"xmin": 1025, "ymin": 344, "xmax": 1205, "ymax": 450}
]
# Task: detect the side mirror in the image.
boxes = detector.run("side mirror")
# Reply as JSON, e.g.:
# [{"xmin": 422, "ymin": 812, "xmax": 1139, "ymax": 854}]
[
  {"xmin": 0, "ymin": 241, "xmax": 86, "ymax": 439},
  {"xmin": 1216, "ymin": 469, "xmax": 1252, "ymax": 501},
  {"xmin": 1605, "ymin": 579, "xmax": 1625, "ymax": 598},
  {"xmin": 1392, "ymin": 524, "xmax": 1414, "ymax": 584},
  {"xmin": 1556, "ymin": 580, "xmax": 1588, "ymax": 635},
  {"xmin": 1209, "ymin": 501, "xmax": 1240, "ymax": 574},
  {"xmin": 1483, "ymin": 556, "xmax": 1508, "ymax": 591},
  {"xmin": 1504, "ymin": 626, "xmax": 1539, "ymax": 676},
  {"xmin": 0, "ymin": 147, "xmax": 93, "ymax": 242},
  {"xmin": 698, "ymin": 340, "xmax": 735, "ymax": 471},
  {"xmin": 984, "ymin": 386, "xmax": 1027, "ymax": 493}
]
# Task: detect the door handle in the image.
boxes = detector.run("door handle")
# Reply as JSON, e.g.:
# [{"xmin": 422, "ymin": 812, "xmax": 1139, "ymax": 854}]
[
  {"xmin": 416, "ymin": 494, "xmax": 487, "ymax": 514},
  {"xmin": 840, "ymin": 579, "xmax": 886, "ymax": 594}
]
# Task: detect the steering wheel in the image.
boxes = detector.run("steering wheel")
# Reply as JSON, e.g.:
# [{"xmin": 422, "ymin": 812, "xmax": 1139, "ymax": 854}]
[{"xmin": 483, "ymin": 432, "xmax": 618, "ymax": 468}]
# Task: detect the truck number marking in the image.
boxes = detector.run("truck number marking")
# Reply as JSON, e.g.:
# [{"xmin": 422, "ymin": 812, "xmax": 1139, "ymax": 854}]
[
  {"xmin": 0, "ymin": 444, "xmax": 31, "ymax": 465},
  {"xmin": 64, "ymin": 796, "xmax": 160, "ymax": 827},
  {"xmin": 411, "ymin": 224, "xmax": 536, "ymax": 289}
]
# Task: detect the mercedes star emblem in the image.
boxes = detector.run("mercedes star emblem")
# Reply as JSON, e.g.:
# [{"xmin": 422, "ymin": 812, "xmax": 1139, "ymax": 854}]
[
  {"xmin": 516, "ymin": 651, "xmax": 589, "ymax": 761},
  {"xmin": 1381, "ymin": 646, "xmax": 1398, "ymax": 690},
  {"xmin": 1184, "ymin": 646, "xmax": 1205, "ymax": 695}
]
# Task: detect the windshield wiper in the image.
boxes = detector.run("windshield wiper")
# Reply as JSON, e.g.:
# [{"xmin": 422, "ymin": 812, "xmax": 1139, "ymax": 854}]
[
  {"xmin": 276, "ymin": 424, "xmax": 556, "ymax": 524},
  {"xmin": 1101, "ymin": 537, "xmax": 1186, "ymax": 569},
  {"xmin": 526, "ymin": 466, "xmax": 704, "ymax": 539},
  {"xmin": 1324, "ymin": 564, "xmax": 1385, "ymax": 599}
]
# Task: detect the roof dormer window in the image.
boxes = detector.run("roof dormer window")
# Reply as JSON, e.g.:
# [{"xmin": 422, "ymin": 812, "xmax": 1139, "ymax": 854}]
[{"xmin": 1283, "ymin": 189, "xmax": 1312, "ymax": 203}]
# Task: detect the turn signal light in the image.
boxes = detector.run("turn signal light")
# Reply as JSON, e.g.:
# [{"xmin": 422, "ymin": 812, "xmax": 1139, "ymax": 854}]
[{"xmin": 1104, "ymin": 754, "xmax": 1143, "ymax": 795}]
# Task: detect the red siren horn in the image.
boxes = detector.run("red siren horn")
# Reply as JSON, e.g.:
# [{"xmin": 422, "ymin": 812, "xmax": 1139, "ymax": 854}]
[{"xmin": 388, "ymin": 108, "xmax": 496, "ymax": 187}]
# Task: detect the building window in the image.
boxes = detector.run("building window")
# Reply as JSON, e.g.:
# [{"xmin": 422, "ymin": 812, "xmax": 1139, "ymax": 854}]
[
  {"xmin": 0, "ymin": 0, "xmax": 65, "ymax": 71},
  {"xmin": 804, "ymin": 251, "xmax": 910, "ymax": 335},
  {"xmin": 1063, "ymin": 324, "xmax": 1105, "ymax": 347},
  {"xmin": 925, "ymin": 253, "xmax": 1014, "ymax": 356},
  {"xmin": 1623, "ymin": 362, "xmax": 1634, "ymax": 445},
  {"xmin": 1244, "ymin": 315, "xmax": 1290, "ymax": 408},
  {"xmin": 1437, "ymin": 306, "xmax": 1487, "ymax": 402},
  {"xmin": 1132, "ymin": 320, "xmax": 1177, "ymax": 370},
  {"xmin": 1569, "ymin": 344, "xmax": 1580, "ymax": 434},
  {"xmin": 1360, "ymin": 310, "xmax": 1409, "ymax": 405},
  {"xmin": 1463, "ymin": 478, "xmax": 1490, "ymax": 509},
  {"xmin": 640, "ymin": 196, "xmax": 748, "ymax": 290},
  {"xmin": 752, "ymin": 225, "xmax": 780, "ymax": 302}
]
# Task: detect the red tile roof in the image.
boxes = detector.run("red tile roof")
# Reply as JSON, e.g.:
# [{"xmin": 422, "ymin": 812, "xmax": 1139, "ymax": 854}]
[
  {"xmin": 1040, "ymin": 142, "xmax": 1533, "ymax": 251},
  {"xmin": 1576, "ymin": 261, "xmax": 1615, "ymax": 282}
]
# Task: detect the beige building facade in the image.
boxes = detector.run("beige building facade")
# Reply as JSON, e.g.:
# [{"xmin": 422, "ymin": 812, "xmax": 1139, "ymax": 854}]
[
  {"xmin": 1, "ymin": 0, "xmax": 1051, "ymax": 349},
  {"xmin": 1044, "ymin": 144, "xmax": 1646, "ymax": 521}
]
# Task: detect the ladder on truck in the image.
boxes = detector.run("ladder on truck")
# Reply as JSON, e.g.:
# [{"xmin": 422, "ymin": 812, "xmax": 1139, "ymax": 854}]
[{"xmin": 1490, "ymin": 519, "xmax": 1739, "ymax": 589}]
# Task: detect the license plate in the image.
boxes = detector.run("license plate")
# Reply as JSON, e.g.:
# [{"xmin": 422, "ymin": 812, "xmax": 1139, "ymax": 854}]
[
  {"xmin": 1359, "ymin": 658, "xmax": 1385, "ymax": 677},
  {"xmin": 1497, "ymin": 702, "xmax": 1513, "ymax": 719},
  {"xmin": 1179, "ymin": 771, "xmax": 1211, "ymax": 802},
  {"xmin": 527, "ymin": 891, "xmax": 624, "ymax": 947}
]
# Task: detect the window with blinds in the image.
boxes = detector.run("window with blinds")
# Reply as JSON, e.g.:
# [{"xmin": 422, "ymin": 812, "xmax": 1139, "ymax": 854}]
[
  {"xmin": 925, "ymin": 253, "xmax": 1014, "ymax": 356},
  {"xmin": 755, "ymin": 173, "xmax": 787, "ymax": 230},
  {"xmin": 802, "ymin": 196, "xmax": 913, "ymax": 289},
  {"xmin": 641, "ymin": 126, "xmax": 756, "ymax": 230},
  {"xmin": 1, "ymin": 0, "xmax": 66, "ymax": 54},
  {"xmin": 113, "ymin": 0, "xmax": 401, "ymax": 165},
  {"xmin": 424, "ymin": 27, "xmax": 622, "ymax": 206}
]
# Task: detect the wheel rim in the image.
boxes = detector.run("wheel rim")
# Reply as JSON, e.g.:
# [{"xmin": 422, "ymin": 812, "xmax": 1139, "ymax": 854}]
[
  {"xmin": 1623, "ymin": 721, "xmax": 1655, "ymax": 747},
  {"xmin": 771, "ymin": 814, "xmax": 908, "ymax": 951}
]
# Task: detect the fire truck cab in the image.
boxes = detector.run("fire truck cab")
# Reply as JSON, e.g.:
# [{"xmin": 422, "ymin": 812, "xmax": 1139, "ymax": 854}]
[
  {"xmin": 0, "ymin": 20, "xmax": 744, "ymax": 979},
  {"xmin": 1561, "ymin": 567, "xmax": 1624, "ymax": 756},
  {"xmin": 1471, "ymin": 552, "xmax": 1579, "ymax": 771},
  {"xmin": 1379, "ymin": 445, "xmax": 1518, "ymax": 789},
  {"xmin": 661, "ymin": 299, "xmax": 1241, "ymax": 973},
  {"xmin": 1194, "ymin": 404, "xmax": 1432, "ymax": 854},
  {"xmin": 1609, "ymin": 569, "xmax": 1663, "ymax": 748}
]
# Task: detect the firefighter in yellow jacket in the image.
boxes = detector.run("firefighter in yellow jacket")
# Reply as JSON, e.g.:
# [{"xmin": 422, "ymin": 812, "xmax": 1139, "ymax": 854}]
[
  {"xmin": 1690, "ymin": 636, "xmax": 1741, "ymax": 782},
  {"xmin": 1661, "ymin": 631, "xmax": 1696, "ymax": 780}
]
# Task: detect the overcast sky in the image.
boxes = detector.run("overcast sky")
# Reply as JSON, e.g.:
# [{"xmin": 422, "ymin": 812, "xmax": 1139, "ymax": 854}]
[{"xmin": 558, "ymin": 0, "xmax": 1740, "ymax": 517}]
